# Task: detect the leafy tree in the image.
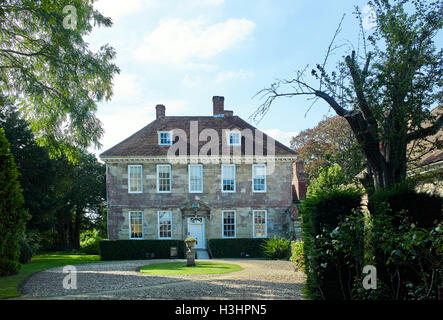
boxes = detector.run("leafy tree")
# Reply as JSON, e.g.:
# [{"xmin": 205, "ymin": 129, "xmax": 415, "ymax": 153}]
[
  {"xmin": 254, "ymin": 0, "xmax": 442, "ymax": 192},
  {"xmin": 291, "ymin": 116, "xmax": 365, "ymax": 184},
  {"xmin": 0, "ymin": 0, "xmax": 119, "ymax": 160},
  {"xmin": 307, "ymin": 163, "xmax": 348, "ymax": 197},
  {"xmin": 0, "ymin": 127, "xmax": 29, "ymax": 276}
]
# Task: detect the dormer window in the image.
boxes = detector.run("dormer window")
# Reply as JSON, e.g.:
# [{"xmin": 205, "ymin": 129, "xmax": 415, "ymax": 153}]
[
  {"xmin": 158, "ymin": 131, "xmax": 172, "ymax": 146},
  {"xmin": 227, "ymin": 131, "xmax": 241, "ymax": 146}
]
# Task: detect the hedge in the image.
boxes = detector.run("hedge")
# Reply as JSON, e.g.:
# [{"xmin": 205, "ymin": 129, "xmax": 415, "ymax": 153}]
[
  {"xmin": 99, "ymin": 240, "xmax": 185, "ymax": 260},
  {"xmin": 209, "ymin": 238, "xmax": 268, "ymax": 258}
]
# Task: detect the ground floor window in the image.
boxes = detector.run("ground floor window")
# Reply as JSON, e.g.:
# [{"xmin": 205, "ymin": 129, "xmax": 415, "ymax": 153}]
[
  {"xmin": 253, "ymin": 210, "xmax": 267, "ymax": 238},
  {"xmin": 129, "ymin": 211, "xmax": 143, "ymax": 239},
  {"xmin": 222, "ymin": 210, "xmax": 236, "ymax": 238},
  {"xmin": 158, "ymin": 211, "xmax": 172, "ymax": 239}
]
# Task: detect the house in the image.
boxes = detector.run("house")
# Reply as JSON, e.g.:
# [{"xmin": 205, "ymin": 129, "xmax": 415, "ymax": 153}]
[{"xmin": 100, "ymin": 96, "xmax": 306, "ymax": 256}]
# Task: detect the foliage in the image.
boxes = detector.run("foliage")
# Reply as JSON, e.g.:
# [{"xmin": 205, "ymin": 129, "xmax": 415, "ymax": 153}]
[
  {"xmin": 261, "ymin": 236, "xmax": 291, "ymax": 260},
  {"xmin": 18, "ymin": 238, "xmax": 33, "ymax": 264},
  {"xmin": 302, "ymin": 186, "xmax": 364, "ymax": 299},
  {"xmin": 99, "ymin": 240, "xmax": 186, "ymax": 260},
  {"xmin": 291, "ymin": 116, "xmax": 365, "ymax": 184},
  {"xmin": 208, "ymin": 238, "xmax": 268, "ymax": 258},
  {"xmin": 255, "ymin": 0, "xmax": 443, "ymax": 191},
  {"xmin": 80, "ymin": 229, "xmax": 103, "ymax": 255},
  {"xmin": 0, "ymin": 127, "xmax": 30, "ymax": 276},
  {"xmin": 140, "ymin": 262, "xmax": 243, "ymax": 276},
  {"xmin": 307, "ymin": 163, "xmax": 348, "ymax": 197},
  {"xmin": 0, "ymin": 253, "xmax": 101, "ymax": 299},
  {"xmin": 290, "ymin": 240, "xmax": 305, "ymax": 271},
  {"xmin": 0, "ymin": 0, "xmax": 119, "ymax": 161}
]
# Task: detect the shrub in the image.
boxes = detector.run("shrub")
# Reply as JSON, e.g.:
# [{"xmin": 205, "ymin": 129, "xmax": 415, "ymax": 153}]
[
  {"xmin": 99, "ymin": 240, "xmax": 185, "ymax": 260},
  {"xmin": 261, "ymin": 236, "xmax": 291, "ymax": 260},
  {"xmin": 0, "ymin": 128, "xmax": 29, "ymax": 276},
  {"xmin": 302, "ymin": 186, "xmax": 364, "ymax": 300},
  {"xmin": 80, "ymin": 229, "xmax": 103, "ymax": 255},
  {"xmin": 19, "ymin": 238, "xmax": 33, "ymax": 264},
  {"xmin": 290, "ymin": 240, "xmax": 304, "ymax": 271},
  {"xmin": 0, "ymin": 259, "xmax": 21, "ymax": 277},
  {"xmin": 208, "ymin": 238, "xmax": 267, "ymax": 258}
]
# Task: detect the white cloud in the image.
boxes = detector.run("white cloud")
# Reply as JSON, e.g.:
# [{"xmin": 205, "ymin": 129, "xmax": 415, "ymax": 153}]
[
  {"xmin": 111, "ymin": 73, "xmax": 142, "ymax": 102},
  {"xmin": 133, "ymin": 17, "xmax": 255, "ymax": 64},
  {"xmin": 215, "ymin": 69, "xmax": 251, "ymax": 83},
  {"xmin": 93, "ymin": 0, "xmax": 155, "ymax": 20},
  {"xmin": 264, "ymin": 129, "xmax": 299, "ymax": 148},
  {"xmin": 182, "ymin": 74, "xmax": 201, "ymax": 87}
]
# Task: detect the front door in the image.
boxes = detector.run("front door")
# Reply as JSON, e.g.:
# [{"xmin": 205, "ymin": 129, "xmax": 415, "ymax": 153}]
[{"xmin": 187, "ymin": 217, "xmax": 205, "ymax": 249}]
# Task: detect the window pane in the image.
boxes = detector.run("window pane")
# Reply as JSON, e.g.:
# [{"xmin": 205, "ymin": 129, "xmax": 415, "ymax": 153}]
[
  {"xmin": 158, "ymin": 211, "xmax": 172, "ymax": 238},
  {"xmin": 229, "ymin": 132, "xmax": 240, "ymax": 145},
  {"xmin": 222, "ymin": 165, "xmax": 235, "ymax": 192},
  {"xmin": 223, "ymin": 211, "xmax": 235, "ymax": 238},
  {"xmin": 130, "ymin": 212, "xmax": 143, "ymax": 239},
  {"xmin": 254, "ymin": 211, "xmax": 266, "ymax": 237},
  {"xmin": 253, "ymin": 165, "xmax": 266, "ymax": 191},
  {"xmin": 158, "ymin": 165, "xmax": 171, "ymax": 192},
  {"xmin": 129, "ymin": 165, "xmax": 142, "ymax": 193},
  {"xmin": 159, "ymin": 132, "xmax": 171, "ymax": 145},
  {"xmin": 189, "ymin": 165, "xmax": 203, "ymax": 192}
]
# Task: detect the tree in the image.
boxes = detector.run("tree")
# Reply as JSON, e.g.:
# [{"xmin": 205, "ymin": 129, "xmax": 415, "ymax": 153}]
[
  {"xmin": 0, "ymin": 127, "xmax": 29, "ymax": 276},
  {"xmin": 290, "ymin": 115, "xmax": 365, "ymax": 184},
  {"xmin": 0, "ymin": 0, "xmax": 119, "ymax": 160},
  {"xmin": 254, "ymin": 0, "xmax": 443, "ymax": 192}
]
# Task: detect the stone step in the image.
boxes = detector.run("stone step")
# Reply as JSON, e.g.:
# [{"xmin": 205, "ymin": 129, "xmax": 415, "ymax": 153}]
[{"xmin": 194, "ymin": 249, "xmax": 210, "ymax": 259}]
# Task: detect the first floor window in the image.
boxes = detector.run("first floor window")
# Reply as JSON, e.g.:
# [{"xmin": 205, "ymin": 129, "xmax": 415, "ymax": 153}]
[
  {"xmin": 253, "ymin": 210, "xmax": 267, "ymax": 238},
  {"xmin": 252, "ymin": 164, "xmax": 267, "ymax": 192},
  {"xmin": 129, "ymin": 211, "xmax": 143, "ymax": 239},
  {"xmin": 158, "ymin": 211, "xmax": 172, "ymax": 239},
  {"xmin": 222, "ymin": 211, "xmax": 236, "ymax": 238},
  {"xmin": 157, "ymin": 165, "xmax": 171, "ymax": 192},
  {"xmin": 221, "ymin": 164, "xmax": 236, "ymax": 192},
  {"xmin": 189, "ymin": 164, "xmax": 203, "ymax": 193},
  {"xmin": 128, "ymin": 165, "xmax": 143, "ymax": 193}
]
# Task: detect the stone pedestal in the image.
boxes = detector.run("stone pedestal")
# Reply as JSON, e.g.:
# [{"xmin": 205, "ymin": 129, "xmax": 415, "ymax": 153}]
[{"xmin": 186, "ymin": 251, "xmax": 196, "ymax": 267}]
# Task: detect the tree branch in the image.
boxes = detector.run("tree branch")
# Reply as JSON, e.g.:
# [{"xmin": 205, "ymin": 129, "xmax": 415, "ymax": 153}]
[{"xmin": 406, "ymin": 113, "xmax": 443, "ymax": 142}]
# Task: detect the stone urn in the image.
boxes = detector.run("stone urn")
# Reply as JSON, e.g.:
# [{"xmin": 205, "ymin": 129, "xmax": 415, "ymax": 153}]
[{"xmin": 184, "ymin": 238, "xmax": 197, "ymax": 267}]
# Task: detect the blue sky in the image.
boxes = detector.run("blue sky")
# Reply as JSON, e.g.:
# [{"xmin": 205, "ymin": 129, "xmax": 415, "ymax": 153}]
[{"xmin": 85, "ymin": 0, "xmax": 414, "ymax": 155}]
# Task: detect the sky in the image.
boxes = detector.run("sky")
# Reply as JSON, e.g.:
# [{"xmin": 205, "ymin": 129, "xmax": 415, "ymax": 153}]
[{"xmin": 84, "ymin": 0, "xmax": 426, "ymax": 156}]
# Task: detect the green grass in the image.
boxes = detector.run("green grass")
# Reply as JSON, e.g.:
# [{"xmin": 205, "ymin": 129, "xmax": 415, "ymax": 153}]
[
  {"xmin": 0, "ymin": 253, "xmax": 101, "ymax": 299},
  {"xmin": 139, "ymin": 261, "xmax": 243, "ymax": 276}
]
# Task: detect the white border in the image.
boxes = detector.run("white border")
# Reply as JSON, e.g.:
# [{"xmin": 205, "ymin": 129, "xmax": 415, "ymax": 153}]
[
  {"xmin": 222, "ymin": 210, "xmax": 236, "ymax": 238},
  {"xmin": 221, "ymin": 164, "xmax": 236, "ymax": 193},
  {"xmin": 158, "ymin": 131, "xmax": 173, "ymax": 146},
  {"xmin": 188, "ymin": 164, "xmax": 203, "ymax": 193},
  {"xmin": 129, "ymin": 211, "xmax": 144, "ymax": 239},
  {"xmin": 252, "ymin": 210, "xmax": 267, "ymax": 238},
  {"xmin": 158, "ymin": 210, "xmax": 173, "ymax": 240},
  {"xmin": 252, "ymin": 164, "xmax": 267, "ymax": 193},
  {"xmin": 156, "ymin": 164, "xmax": 172, "ymax": 193},
  {"xmin": 128, "ymin": 165, "xmax": 143, "ymax": 194}
]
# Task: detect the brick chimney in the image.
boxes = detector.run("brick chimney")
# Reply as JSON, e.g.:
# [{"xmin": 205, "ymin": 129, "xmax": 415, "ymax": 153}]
[
  {"xmin": 213, "ymin": 96, "xmax": 224, "ymax": 116},
  {"xmin": 292, "ymin": 161, "xmax": 307, "ymax": 201},
  {"xmin": 156, "ymin": 104, "xmax": 165, "ymax": 119}
]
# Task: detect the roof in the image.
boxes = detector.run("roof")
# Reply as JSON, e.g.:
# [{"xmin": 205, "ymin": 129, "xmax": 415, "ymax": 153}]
[{"xmin": 100, "ymin": 115, "xmax": 296, "ymax": 158}]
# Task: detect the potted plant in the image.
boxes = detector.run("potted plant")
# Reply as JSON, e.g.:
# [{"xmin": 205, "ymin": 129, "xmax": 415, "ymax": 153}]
[{"xmin": 184, "ymin": 237, "xmax": 197, "ymax": 251}]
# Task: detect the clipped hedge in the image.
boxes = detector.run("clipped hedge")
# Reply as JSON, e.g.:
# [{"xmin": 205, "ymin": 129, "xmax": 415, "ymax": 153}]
[
  {"xmin": 209, "ymin": 238, "xmax": 268, "ymax": 258},
  {"xmin": 99, "ymin": 240, "xmax": 185, "ymax": 260}
]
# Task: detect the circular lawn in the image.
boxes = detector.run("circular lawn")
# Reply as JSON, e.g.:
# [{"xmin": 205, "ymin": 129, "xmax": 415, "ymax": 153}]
[{"xmin": 139, "ymin": 261, "xmax": 243, "ymax": 276}]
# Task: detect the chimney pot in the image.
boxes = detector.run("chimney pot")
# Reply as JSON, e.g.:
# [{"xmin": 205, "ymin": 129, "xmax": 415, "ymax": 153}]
[
  {"xmin": 224, "ymin": 110, "xmax": 233, "ymax": 117},
  {"xmin": 156, "ymin": 104, "xmax": 165, "ymax": 119},
  {"xmin": 213, "ymin": 96, "xmax": 224, "ymax": 116}
]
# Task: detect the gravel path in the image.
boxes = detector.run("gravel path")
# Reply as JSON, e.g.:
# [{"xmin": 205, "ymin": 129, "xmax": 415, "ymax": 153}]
[{"xmin": 17, "ymin": 259, "xmax": 305, "ymax": 300}]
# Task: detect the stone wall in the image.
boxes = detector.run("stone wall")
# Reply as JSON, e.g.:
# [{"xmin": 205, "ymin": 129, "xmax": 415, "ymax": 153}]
[{"xmin": 106, "ymin": 161, "xmax": 294, "ymax": 243}]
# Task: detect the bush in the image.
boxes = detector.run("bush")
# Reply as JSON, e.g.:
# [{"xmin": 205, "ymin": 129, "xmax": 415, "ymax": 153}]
[
  {"xmin": 302, "ymin": 186, "xmax": 364, "ymax": 300},
  {"xmin": 0, "ymin": 128, "xmax": 30, "ymax": 276},
  {"xmin": 80, "ymin": 229, "xmax": 103, "ymax": 255},
  {"xmin": 261, "ymin": 236, "xmax": 291, "ymax": 260},
  {"xmin": 208, "ymin": 238, "xmax": 267, "ymax": 258},
  {"xmin": 19, "ymin": 238, "xmax": 33, "ymax": 264},
  {"xmin": 99, "ymin": 240, "xmax": 185, "ymax": 260},
  {"xmin": 290, "ymin": 240, "xmax": 304, "ymax": 271},
  {"xmin": 0, "ymin": 259, "xmax": 21, "ymax": 277}
]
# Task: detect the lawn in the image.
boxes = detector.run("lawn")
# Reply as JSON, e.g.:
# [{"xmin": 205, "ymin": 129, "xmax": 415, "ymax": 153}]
[
  {"xmin": 0, "ymin": 253, "xmax": 101, "ymax": 299},
  {"xmin": 139, "ymin": 261, "xmax": 243, "ymax": 276}
]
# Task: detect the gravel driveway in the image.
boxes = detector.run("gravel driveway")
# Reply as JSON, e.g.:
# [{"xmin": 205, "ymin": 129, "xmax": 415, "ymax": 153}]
[{"xmin": 17, "ymin": 259, "xmax": 305, "ymax": 300}]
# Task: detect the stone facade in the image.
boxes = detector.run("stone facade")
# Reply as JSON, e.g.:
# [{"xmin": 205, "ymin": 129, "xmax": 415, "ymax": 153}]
[{"xmin": 106, "ymin": 160, "xmax": 295, "ymax": 245}]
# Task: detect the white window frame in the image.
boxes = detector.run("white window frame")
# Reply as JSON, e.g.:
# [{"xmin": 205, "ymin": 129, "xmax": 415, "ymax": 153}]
[
  {"xmin": 188, "ymin": 164, "xmax": 203, "ymax": 193},
  {"xmin": 157, "ymin": 164, "xmax": 172, "ymax": 193},
  {"xmin": 222, "ymin": 210, "xmax": 236, "ymax": 238},
  {"xmin": 227, "ymin": 130, "xmax": 241, "ymax": 146},
  {"xmin": 158, "ymin": 211, "xmax": 173, "ymax": 239},
  {"xmin": 252, "ymin": 210, "xmax": 268, "ymax": 238},
  {"xmin": 252, "ymin": 164, "xmax": 267, "ymax": 193},
  {"xmin": 128, "ymin": 165, "xmax": 143, "ymax": 194},
  {"xmin": 158, "ymin": 131, "xmax": 172, "ymax": 146},
  {"xmin": 129, "ymin": 211, "xmax": 144, "ymax": 239},
  {"xmin": 221, "ymin": 164, "xmax": 236, "ymax": 193}
]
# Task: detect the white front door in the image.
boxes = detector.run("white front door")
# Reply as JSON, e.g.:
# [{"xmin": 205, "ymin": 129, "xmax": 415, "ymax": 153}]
[{"xmin": 187, "ymin": 217, "xmax": 205, "ymax": 249}]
